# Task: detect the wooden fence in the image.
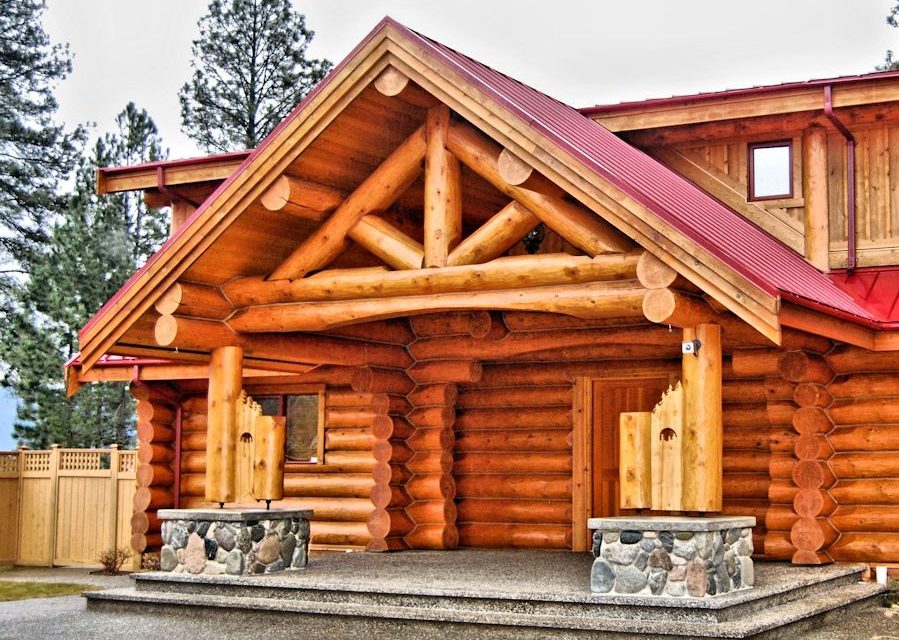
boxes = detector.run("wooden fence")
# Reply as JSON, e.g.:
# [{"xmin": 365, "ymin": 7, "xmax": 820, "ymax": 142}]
[{"xmin": 0, "ymin": 445, "xmax": 138, "ymax": 567}]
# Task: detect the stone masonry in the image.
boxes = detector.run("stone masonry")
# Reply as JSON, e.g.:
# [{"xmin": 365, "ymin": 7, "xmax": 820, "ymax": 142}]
[
  {"xmin": 588, "ymin": 516, "xmax": 756, "ymax": 598},
  {"xmin": 158, "ymin": 509, "xmax": 312, "ymax": 576}
]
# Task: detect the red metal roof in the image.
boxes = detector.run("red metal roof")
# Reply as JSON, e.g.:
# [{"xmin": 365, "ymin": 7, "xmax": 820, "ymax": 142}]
[
  {"xmin": 580, "ymin": 69, "xmax": 899, "ymax": 115},
  {"xmin": 397, "ymin": 21, "xmax": 877, "ymax": 324},
  {"xmin": 81, "ymin": 17, "xmax": 892, "ymax": 344}
]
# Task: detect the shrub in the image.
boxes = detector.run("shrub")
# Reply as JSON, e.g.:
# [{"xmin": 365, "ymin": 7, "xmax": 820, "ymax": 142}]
[
  {"xmin": 97, "ymin": 547, "xmax": 132, "ymax": 575},
  {"xmin": 141, "ymin": 552, "xmax": 160, "ymax": 571}
]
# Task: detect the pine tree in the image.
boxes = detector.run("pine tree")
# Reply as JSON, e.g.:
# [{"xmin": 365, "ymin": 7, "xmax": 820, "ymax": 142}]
[
  {"xmin": 0, "ymin": 104, "xmax": 168, "ymax": 448},
  {"xmin": 179, "ymin": 0, "xmax": 331, "ymax": 152},
  {"xmin": 0, "ymin": 0, "xmax": 83, "ymax": 272}
]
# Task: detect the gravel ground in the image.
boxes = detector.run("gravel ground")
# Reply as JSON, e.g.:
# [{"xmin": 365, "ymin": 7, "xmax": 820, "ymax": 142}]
[{"xmin": 0, "ymin": 567, "xmax": 895, "ymax": 639}]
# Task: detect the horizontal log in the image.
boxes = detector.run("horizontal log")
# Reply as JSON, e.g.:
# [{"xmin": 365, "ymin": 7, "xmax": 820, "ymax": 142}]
[
  {"xmin": 387, "ymin": 417, "xmax": 414, "ymax": 440},
  {"xmin": 763, "ymin": 530, "xmax": 795, "ymax": 561},
  {"xmin": 455, "ymin": 452, "xmax": 571, "ymax": 474},
  {"xmin": 766, "ymin": 504, "xmax": 800, "ymax": 531},
  {"xmin": 730, "ymin": 349, "xmax": 781, "ymax": 378},
  {"xmin": 478, "ymin": 360, "xmax": 679, "ymax": 387},
  {"xmin": 406, "ymin": 499, "xmax": 457, "ymax": 525},
  {"xmin": 406, "ymin": 427, "xmax": 454, "ymax": 451},
  {"xmin": 405, "ymin": 524, "xmax": 459, "ymax": 550},
  {"xmin": 136, "ymin": 463, "xmax": 174, "ymax": 488},
  {"xmin": 130, "ymin": 510, "xmax": 161, "ymax": 536},
  {"xmin": 326, "ymin": 408, "xmax": 392, "ymax": 432},
  {"xmin": 642, "ymin": 289, "xmax": 717, "ymax": 327},
  {"xmin": 410, "ymin": 312, "xmax": 492, "ymax": 339},
  {"xmin": 408, "ymin": 360, "xmax": 482, "ymax": 385},
  {"xmin": 283, "ymin": 473, "xmax": 374, "ymax": 498},
  {"xmin": 138, "ymin": 442, "xmax": 174, "ymax": 465},
  {"xmin": 455, "ymin": 474, "xmax": 570, "ymax": 500},
  {"xmin": 136, "ymin": 422, "xmax": 175, "ymax": 445},
  {"xmin": 826, "ymin": 347, "xmax": 899, "ymax": 374},
  {"xmin": 457, "ymin": 498, "xmax": 571, "ymax": 524},
  {"xmin": 407, "ymin": 384, "xmax": 458, "ymax": 408},
  {"xmin": 769, "ymin": 455, "xmax": 795, "ymax": 479},
  {"xmin": 457, "ymin": 523, "xmax": 571, "ymax": 549},
  {"xmin": 793, "ymin": 384, "xmax": 833, "ymax": 408},
  {"xmin": 830, "ymin": 505, "xmax": 899, "ymax": 532},
  {"xmin": 778, "ymin": 352, "xmax": 833, "ymax": 385},
  {"xmin": 455, "ymin": 407, "xmax": 571, "ymax": 430},
  {"xmin": 636, "ymin": 252, "xmax": 678, "ymax": 289},
  {"xmin": 324, "ymin": 427, "xmax": 374, "ymax": 451},
  {"xmin": 830, "ymin": 533, "xmax": 899, "ymax": 563},
  {"xmin": 406, "ymin": 474, "xmax": 456, "ymax": 501},
  {"xmin": 828, "ymin": 424, "xmax": 899, "ymax": 452},
  {"xmin": 154, "ymin": 315, "xmax": 412, "ymax": 369},
  {"xmin": 722, "ymin": 450, "xmax": 771, "ymax": 473},
  {"xmin": 133, "ymin": 486, "xmax": 174, "ymax": 512},
  {"xmin": 310, "ymin": 521, "xmax": 371, "ymax": 547},
  {"xmin": 407, "ymin": 406, "xmax": 455, "ymax": 429},
  {"xmin": 829, "ymin": 373, "xmax": 899, "ymax": 399},
  {"xmin": 136, "ymin": 400, "xmax": 176, "ymax": 426},
  {"xmin": 131, "ymin": 532, "xmax": 163, "ymax": 554},
  {"xmin": 793, "ymin": 488, "xmax": 836, "ymax": 518},
  {"xmin": 409, "ymin": 325, "xmax": 679, "ymax": 362},
  {"xmin": 830, "ymin": 479, "xmax": 899, "ymax": 505},
  {"xmin": 497, "ymin": 148, "xmax": 534, "ymax": 187},
  {"xmin": 325, "ymin": 391, "xmax": 390, "ymax": 413},
  {"xmin": 829, "ymin": 452, "xmax": 899, "ymax": 478},
  {"xmin": 769, "ymin": 478, "xmax": 799, "ymax": 504},
  {"xmin": 455, "ymin": 429, "xmax": 571, "ymax": 453},
  {"xmin": 722, "ymin": 404, "xmax": 769, "ymax": 429},
  {"xmin": 405, "ymin": 451, "xmax": 452, "ymax": 475},
  {"xmin": 794, "ymin": 434, "xmax": 834, "ymax": 461},
  {"xmin": 228, "ymin": 282, "xmax": 648, "ymax": 333},
  {"xmin": 154, "ymin": 282, "xmax": 232, "ymax": 320},
  {"xmin": 829, "ymin": 398, "xmax": 899, "ymax": 425},
  {"xmin": 367, "ymin": 508, "xmax": 415, "ymax": 539},
  {"xmin": 351, "ymin": 367, "xmax": 415, "ymax": 395},
  {"xmin": 323, "ymin": 450, "xmax": 378, "ymax": 472},
  {"xmin": 370, "ymin": 483, "xmax": 413, "ymax": 510},
  {"xmin": 722, "ymin": 473, "xmax": 770, "ymax": 500},
  {"xmin": 226, "ymin": 253, "xmax": 641, "ymax": 308},
  {"xmin": 258, "ymin": 174, "xmax": 342, "ymax": 220},
  {"xmin": 500, "ymin": 312, "xmax": 648, "ymax": 332},
  {"xmin": 722, "ymin": 426, "xmax": 771, "ymax": 451},
  {"xmin": 275, "ymin": 497, "xmax": 373, "ymax": 522},
  {"xmin": 791, "ymin": 517, "xmax": 839, "ymax": 552},
  {"xmin": 769, "ymin": 428, "xmax": 798, "ymax": 453},
  {"xmin": 456, "ymin": 386, "xmax": 571, "ymax": 409},
  {"xmin": 324, "ymin": 320, "xmax": 416, "ymax": 346},
  {"xmin": 719, "ymin": 499, "xmax": 768, "ymax": 525},
  {"xmin": 767, "ymin": 402, "xmax": 796, "ymax": 427}
]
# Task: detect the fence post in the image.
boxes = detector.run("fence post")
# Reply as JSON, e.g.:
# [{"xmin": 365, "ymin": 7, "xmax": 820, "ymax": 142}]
[
  {"xmin": 14, "ymin": 447, "xmax": 25, "ymax": 564},
  {"xmin": 47, "ymin": 444, "xmax": 60, "ymax": 567},
  {"xmin": 107, "ymin": 446, "xmax": 119, "ymax": 554}
]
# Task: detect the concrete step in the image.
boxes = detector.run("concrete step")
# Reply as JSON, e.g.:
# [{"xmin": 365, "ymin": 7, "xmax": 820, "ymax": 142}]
[{"xmin": 85, "ymin": 571, "xmax": 886, "ymax": 639}]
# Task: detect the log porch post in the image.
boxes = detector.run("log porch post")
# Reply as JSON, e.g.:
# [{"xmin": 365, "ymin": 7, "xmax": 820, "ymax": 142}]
[
  {"xmin": 205, "ymin": 345, "xmax": 244, "ymax": 504},
  {"xmin": 681, "ymin": 323, "xmax": 723, "ymax": 512}
]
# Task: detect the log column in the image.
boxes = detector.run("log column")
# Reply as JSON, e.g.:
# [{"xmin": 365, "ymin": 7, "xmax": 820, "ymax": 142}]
[
  {"xmin": 404, "ymin": 383, "xmax": 459, "ymax": 549},
  {"xmin": 780, "ymin": 352, "xmax": 838, "ymax": 564},
  {"xmin": 205, "ymin": 346, "xmax": 243, "ymax": 504},
  {"xmin": 681, "ymin": 324, "xmax": 722, "ymax": 511},
  {"xmin": 130, "ymin": 382, "xmax": 177, "ymax": 555}
]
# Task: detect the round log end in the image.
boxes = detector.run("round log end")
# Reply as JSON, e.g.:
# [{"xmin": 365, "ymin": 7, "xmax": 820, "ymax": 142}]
[
  {"xmin": 351, "ymin": 367, "xmax": 375, "ymax": 393},
  {"xmin": 497, "ymin": 148, "xmax": 534, "ymax": 186},
  {"xmin": 374, "ymin": 66, "xmax": 409, "ymax": 97},
  {"xmin": 636, "ymin": 252, "xmax": 678, "ymax": 289},
  {"xmin": 642, "ymin": 288, "xmax": 677, "ymax": 324},
  {"xmin": 468, "ymin": 311, "xmax": 493, "ymax": 339},
  {"xmin": 259, "ymin": 175, "xmax": 290, "ymax": 211},
  {"xmin": 154, "ymin": 314, "xmax": 179, "ymax": 347},
  {"xmin": 154, "ymin": 283, "xmax": 184, "ymax": 316}
]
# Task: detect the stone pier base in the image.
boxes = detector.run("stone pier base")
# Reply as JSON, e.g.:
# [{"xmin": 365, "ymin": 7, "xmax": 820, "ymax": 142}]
[
  {"xmin": 588, "ymin": 516, "xmax": 756, "ymax": 598},
  {"xmin": 158, "ymin": 509, "xmax": 312, "ymax": 576}
]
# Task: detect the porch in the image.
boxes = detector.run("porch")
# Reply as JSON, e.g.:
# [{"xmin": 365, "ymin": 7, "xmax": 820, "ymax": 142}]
[{"xmin": 85, "ymin": 549, "xmax": 885, "ymax": 639}]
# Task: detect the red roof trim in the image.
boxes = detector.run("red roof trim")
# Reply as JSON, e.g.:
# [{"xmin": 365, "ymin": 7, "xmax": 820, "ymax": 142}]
[
  {"xmin": 580, "ymin": 69, "xmax": 899, "ymax": 116},
  {"xmin": 98, "ymin": 149, "xmax": 252, "ymax": 178}
]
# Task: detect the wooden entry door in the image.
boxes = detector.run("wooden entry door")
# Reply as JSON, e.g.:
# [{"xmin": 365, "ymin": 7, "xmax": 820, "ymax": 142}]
[{"xmin": 591, "ymin": 378, "xmax": 669, "ymax": 518}]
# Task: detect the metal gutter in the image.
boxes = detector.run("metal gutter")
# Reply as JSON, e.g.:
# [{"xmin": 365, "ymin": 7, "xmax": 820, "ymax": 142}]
[{"xmin": 823, "ymin": 85, "xmax": 857, "ymax": 272}]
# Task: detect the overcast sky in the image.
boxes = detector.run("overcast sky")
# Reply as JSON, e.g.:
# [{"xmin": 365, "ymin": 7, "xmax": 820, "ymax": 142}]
[{"xmin": 43, "ymin": 0, "xmax": 899, "ymax": 161}]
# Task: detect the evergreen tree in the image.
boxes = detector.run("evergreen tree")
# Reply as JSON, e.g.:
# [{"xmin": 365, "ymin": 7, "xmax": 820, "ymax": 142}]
[
  {"xmin": 0, "ymin": 0, "xmax": 82, "ymax": 272},
  {"xmin": 880, "ymin": 2, "xmax": 899, "ymax": 70},
  {"xmin": 179, "ymin": 0, "xmax": 331, "ymax": 152},
  {"xmin": 0, "ymin": 104, "xmax": 168, "ymax": 448}
]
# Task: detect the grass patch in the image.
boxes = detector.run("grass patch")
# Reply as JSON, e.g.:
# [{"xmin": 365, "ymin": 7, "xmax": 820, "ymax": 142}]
[{"xmin": 0, "ymin": 581, "xmax": 97, "ymax": 601}]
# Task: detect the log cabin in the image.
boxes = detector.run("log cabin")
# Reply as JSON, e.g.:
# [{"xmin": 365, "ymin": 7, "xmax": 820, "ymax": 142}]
[{"xmin": 68, "ymin": 17, "xmax": 899, "ymax": 568}]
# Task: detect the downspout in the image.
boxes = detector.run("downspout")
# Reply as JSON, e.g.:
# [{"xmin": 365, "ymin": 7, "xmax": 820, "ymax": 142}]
[{"xmin": 823, "ymin": 85, "xmax": 857, "ymax": 272}]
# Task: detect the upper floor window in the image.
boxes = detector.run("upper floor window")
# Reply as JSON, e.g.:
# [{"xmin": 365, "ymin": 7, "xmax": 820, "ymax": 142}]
[
  {"xmin": 256, "ymin": 390, "xmax": 324, "ymax": 464},
  {"xmin": 748, "ymin": 141, "xmax": 792, "ymax": 200}
]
